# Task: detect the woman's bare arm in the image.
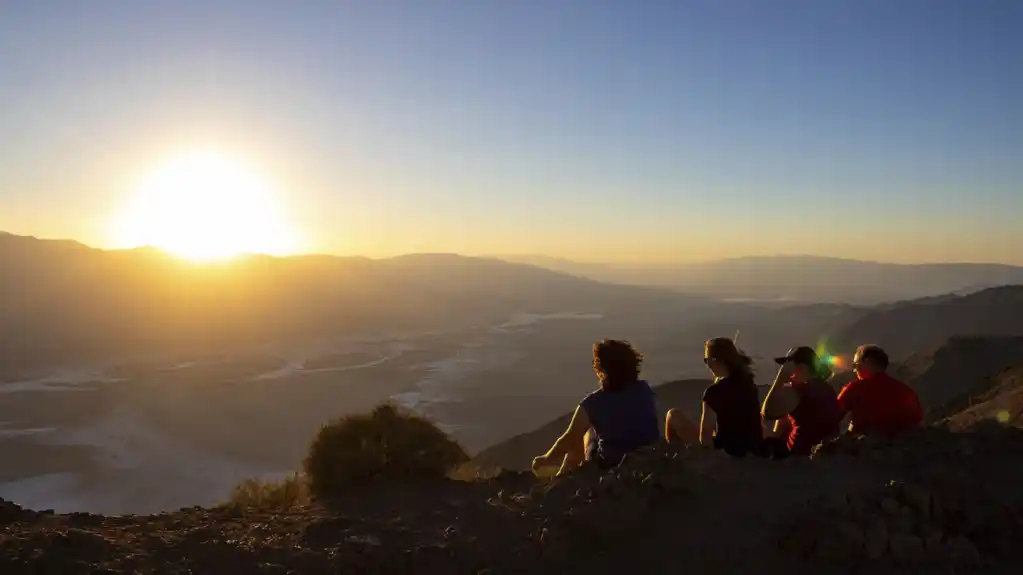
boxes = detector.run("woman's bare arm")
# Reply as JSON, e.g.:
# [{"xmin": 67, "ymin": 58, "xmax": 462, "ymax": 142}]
[
  {"xmin": 698, "ymin": 401, "xmax": 717, "ymax": 447},
  {"xmin": 762, "ymin": 365, "xmax": 799, "ymax": 420},
  {"xmin": 533, "ymin": 406, "xmax": 590, "ymax": 469}
]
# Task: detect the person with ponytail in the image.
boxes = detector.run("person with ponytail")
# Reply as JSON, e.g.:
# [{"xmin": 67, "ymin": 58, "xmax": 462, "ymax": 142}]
[
  {"xmin": 760, "ymin": 346, "xmax": 842, "ymax": 458},
  {"xmin": 666, "ymin": 337, "xmax": 763, "ymax": 457}
]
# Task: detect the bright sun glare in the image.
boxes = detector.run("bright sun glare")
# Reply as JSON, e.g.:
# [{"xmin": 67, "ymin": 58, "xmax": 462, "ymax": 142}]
[{"xmin": 113, "ymin": 152, "xmax": 299, "ymax": 261}]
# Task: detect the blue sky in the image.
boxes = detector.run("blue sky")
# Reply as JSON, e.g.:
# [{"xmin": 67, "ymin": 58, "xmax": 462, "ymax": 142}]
[{"xmin": 1, "ymin": 0, "xmax": 1021, "ymax": 263}]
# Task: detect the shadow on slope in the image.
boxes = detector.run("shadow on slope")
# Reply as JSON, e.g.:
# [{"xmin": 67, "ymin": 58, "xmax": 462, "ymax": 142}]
[
  {"xmin": 942, "ymin": 365, "xmax": 1023, "ymax": 430},
  {"xmin": 894, "ymin": 336, "xmax": 1023, "ymax": 420}
]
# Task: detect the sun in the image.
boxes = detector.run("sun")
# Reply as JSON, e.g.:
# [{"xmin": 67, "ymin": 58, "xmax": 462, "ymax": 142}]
[{"xmin": 113, "ymin": 151, "xmax": 300, "ymax": 261}]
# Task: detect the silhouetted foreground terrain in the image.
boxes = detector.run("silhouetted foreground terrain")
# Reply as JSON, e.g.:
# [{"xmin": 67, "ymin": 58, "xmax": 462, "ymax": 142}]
[{"xmin": 3, "ymin": 420, "xmax": 1023, "ymax": 574}]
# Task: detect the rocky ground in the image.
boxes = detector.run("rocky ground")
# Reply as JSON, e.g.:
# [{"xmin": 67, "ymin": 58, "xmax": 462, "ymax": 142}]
[{"xmin": 3, "ymin": 423, "xmax": 1023, "ymax": 574}]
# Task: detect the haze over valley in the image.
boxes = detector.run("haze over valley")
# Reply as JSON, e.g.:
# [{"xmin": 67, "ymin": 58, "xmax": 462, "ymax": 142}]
[{"xmin": 3, "ymin": 232, "xmax": 1023, "ymax": 513}]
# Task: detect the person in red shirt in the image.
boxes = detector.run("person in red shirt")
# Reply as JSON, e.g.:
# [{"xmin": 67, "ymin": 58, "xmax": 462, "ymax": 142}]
[
  {"xmin": 760, "ymin": 346, "xmax": 843, "ymax": 458},
  {"xmin": 837, "ymin": 344, "xmax": 924, "ymax": 437}
]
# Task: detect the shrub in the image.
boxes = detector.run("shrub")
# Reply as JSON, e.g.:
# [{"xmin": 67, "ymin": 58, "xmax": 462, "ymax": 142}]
[
  {"xmin": 228, "ymin": 472, "xmax": 309, "ymax": 509},
  {"xmin": 447, "ymin": 461, "xmax": 504, "ymax": 482},
  {"xmin": 303, "ymin": 403, "xmax": 469, "ymax": 498}
]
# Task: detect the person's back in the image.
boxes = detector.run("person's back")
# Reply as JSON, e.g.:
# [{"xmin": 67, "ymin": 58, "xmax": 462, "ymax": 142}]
[
  {"xmin": 702, "ymin": 374, "xmax": 763, "ymax": 456},
  {"xmin": 839, "ymin": 344, "xmax": 924, "ymax": 437},
  {"xmin": 786, "ymin": 377, "xmax": 842, "ymax": 455},
  {"xmin": 580, "ymin": 380, "xmax": 659, "ymax": 465},
  {"xmin": 839, "ymin": 372, "xmax": 923, "ymax": 436}
]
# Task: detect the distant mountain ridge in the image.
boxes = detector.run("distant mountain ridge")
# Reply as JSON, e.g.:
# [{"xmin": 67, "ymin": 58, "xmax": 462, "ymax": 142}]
[
  {"xmin": 495, "ymin": 254, "xmax": 1023, "ymax": 304},
  {"xmin": 0, "ymin": 232, "xmax": 697, "ymax": 377},
  {"xmin": 944, "ymin": 364, "xmax": 1023, "ymax": 429},
  {"xmin": 831, "ymin": 285, "xmax": 1023, "ymax": 359},
  {"xmin": 896, "ymin": 336, "xmax": 1023, "ymax": 420}
]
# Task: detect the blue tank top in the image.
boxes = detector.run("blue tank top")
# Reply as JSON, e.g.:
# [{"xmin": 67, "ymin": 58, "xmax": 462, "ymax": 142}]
[{"xmin": 579, "ymin": 380, "xmax": 659, "ymax": 466}]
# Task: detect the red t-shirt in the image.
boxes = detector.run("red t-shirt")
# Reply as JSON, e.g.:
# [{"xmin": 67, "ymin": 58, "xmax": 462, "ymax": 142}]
[
  {"xmin": 837, "ymin": 372, "xmax": 923, "ymax": 437},
  {"xmin": 787, "ymin": 378, "xmax": 842, "ymax": 455}
]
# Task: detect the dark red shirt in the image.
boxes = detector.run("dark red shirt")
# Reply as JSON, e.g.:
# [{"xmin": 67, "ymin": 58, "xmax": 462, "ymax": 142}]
[
  {"xmin": 837, "ymin": 372, "xmax": 923, "ymax": 437},
  {"xmin": 787, "ymin": 377, "xmax": 842, "ymax": 455}
]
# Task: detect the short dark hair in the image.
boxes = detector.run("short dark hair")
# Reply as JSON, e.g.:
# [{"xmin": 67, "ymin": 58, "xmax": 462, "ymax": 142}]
[
  {"xmin": 593, "ymin": 339, "xmax": 643, "ymax": 391},
  {"xmin": 856, "ymin": 344, "xmax": 889, "ymax": 370}
]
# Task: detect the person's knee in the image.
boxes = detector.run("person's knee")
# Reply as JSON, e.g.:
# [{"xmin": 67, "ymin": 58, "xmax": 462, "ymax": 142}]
[
  {"xmin": 666, "ymin": 408, "xmax": 679, "ymax": 424},
  {"xmin": 665, "ymin": 408, "xmax": 695, "ymax": 443},
  {"xmin": 666, "ymin": 408, "xmax": 691, "ymax": 428}
]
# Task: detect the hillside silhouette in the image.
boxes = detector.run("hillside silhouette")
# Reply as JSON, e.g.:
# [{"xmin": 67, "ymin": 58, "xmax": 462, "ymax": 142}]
[
  {"xmin": 498, "ymin": 254, "xmax": 1023, "ymax": 304},
  {"xmin": 944, "ymin": 365, "xmax": 1023, "ymax": 429},
  {"xmin": 832, "ymin": 286, "xmax": 1023, "ymax": 359},
  {"xmin": 898, "ymin": 337, "xmax": 1023, "ymax": 421},
  {"xmin": 0, "ymin": 232, "xmax": 693, "ymax": 377}
]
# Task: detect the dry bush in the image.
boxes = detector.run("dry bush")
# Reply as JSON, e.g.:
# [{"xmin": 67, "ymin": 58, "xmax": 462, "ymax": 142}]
[
  {"xmin": 447, "ymin": 461, "xmax": 504, "ymax": 482},
  {"xmin": 304, "ymin": 403, "xmax": 469, "ymax": 498},
  {"xmin": 228, "ymin": 472, "xmax": 309, "ymax": 509}
]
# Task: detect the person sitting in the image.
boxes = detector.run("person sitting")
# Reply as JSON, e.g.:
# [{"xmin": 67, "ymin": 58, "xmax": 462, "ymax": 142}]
[
  {"xmin": 532, "ymin": 339, "xmax": 659, "ymax": 475},
  {"xmin": 761, "ymin": 346, "xmax": 842, "ymax": 458},
  {"xmin": 666, "ymin": 337, "xmax": 763, "ymax": 457},
  {"xmin": 836, "ymin": 344, "xmax": 923, "ymax": 437}
]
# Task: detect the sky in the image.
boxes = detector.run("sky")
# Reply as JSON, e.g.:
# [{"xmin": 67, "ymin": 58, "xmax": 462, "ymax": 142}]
[{"xmin": 1, "ymin": 0, "xmax": 1021, "ymax": 264}]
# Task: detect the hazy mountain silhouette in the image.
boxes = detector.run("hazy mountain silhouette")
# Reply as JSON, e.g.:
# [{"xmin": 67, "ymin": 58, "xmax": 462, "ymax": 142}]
[
  {"xmin": 895, "ymin": 336, "xmax": 1023, "ymax": 420},
  {"xmin": 943, "ymin": 364, "xmax": 1023, "ymax": 429},
  {"xmin": 497, "ymin": 254, "xmax": 1023, "ymax": 304},
  {"xmin": 0, "ymin": 233, "xmax": 698, "ymax": 377},
  {"xmin": 831, "ymin": 286, "xmax": 1023, "ymax": 359}
]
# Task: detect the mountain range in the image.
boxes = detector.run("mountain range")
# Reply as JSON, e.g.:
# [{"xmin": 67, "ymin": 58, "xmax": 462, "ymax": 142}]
[
  {"xmin": 0, "ymin": 232, "xmax": 695, "ymax": 377},
  {"xmin": 495, "ymin": 253, "xmax": 1023, "ymax": 304},
  {"xmin": 7, "ymin": 231, "xmax": 1023, "ymax": 377}
]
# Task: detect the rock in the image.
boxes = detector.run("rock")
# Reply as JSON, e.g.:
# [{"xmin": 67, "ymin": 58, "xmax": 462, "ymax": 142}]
[
  {"xmin": 596, "ymin": 474, "xmax": 621, "ymax": 498},
  {"xmin": 880, "ymin": 497, "xmax": 901, "ymax": 516},
  {"xmin": 778, "ymin": 526, "xmax": 817, "ymax": 557},
  {"xmin": 846, "ymin": 493, "xmax": 873, "ymax": 521},
  {"xmin": 923, "ymin": 530, "xmax": 944, "ymax": 556},
  {"xmin": 813, "ymin": 521, "xmax": 864, "ymax": 562},
  {"xmin": 898, "ymin": 484, "xmax": 933, "ymax": 518},
  {"xmin": 864, "ymin": 519, "xmax": 889, "ymax": 560},
  {"xmin": 537, "ymin": 527, "xmax": 571, "ymax": 561},
  {"xmin": 345, "ymin": 534, "xmax": 383, "ymax": 547},
  {"xmin": 888, "ymin": 506, "xmax": 917, "ymax": 535},
  {"xmin": 945, "ymin": 536, "xmax": 981, "ymax": 565},
  {"xmin": 889, "ymin": 534, "xmax": 924, "ymax": 565}
]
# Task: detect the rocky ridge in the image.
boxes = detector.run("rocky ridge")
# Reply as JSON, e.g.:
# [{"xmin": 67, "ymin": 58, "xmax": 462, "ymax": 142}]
[{"xmin": 3, "ymin": 421, "xmax": 1023, "ymax": 574}]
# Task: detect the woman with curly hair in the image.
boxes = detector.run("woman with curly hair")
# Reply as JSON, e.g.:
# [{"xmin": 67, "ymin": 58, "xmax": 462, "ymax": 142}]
[{"xmin": 532, "ymin": 339, "xmax": 659, "ymax": 475}]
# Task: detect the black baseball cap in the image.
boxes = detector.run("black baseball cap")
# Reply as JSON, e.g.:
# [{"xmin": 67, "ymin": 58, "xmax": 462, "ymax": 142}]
[{"xmin": 774, "ymin": 346, "xmax": 819, "ymax": 366}]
